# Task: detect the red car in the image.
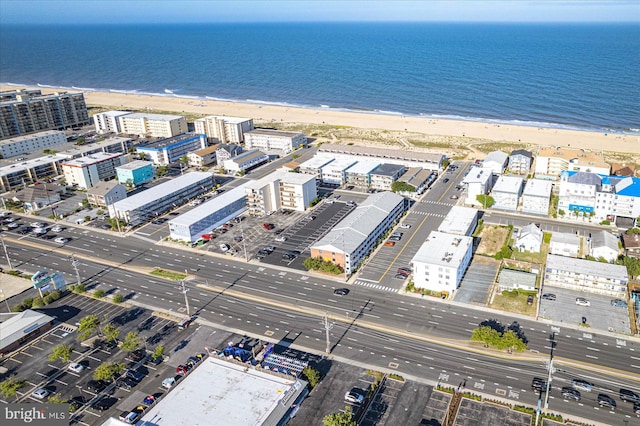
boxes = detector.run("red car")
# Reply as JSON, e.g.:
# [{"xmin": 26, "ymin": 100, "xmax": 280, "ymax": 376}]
[
  {"xmin": 263, "ymin": 223, "xmax": 274, "ymax": 230},
  {"xmin": 176, "ymin": 365, "xmax": 188, "ymax": 375}
]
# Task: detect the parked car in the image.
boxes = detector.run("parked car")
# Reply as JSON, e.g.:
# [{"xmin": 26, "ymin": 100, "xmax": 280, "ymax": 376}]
[
  {"xmin": 597, "ymin": 393, "xmax": 617, "ymax": 409},
  {"xmin": 17, "ymin": 227, "xmax": 31, "ymax": 235},
  {"xmin": 126, "ymin": 369, "xmax": 145, "ymax": 382},
  {"xmin": 620, "ymin": 388, "xmax": 640, "ymax": 403},
  {"xmin": 86, "ymin": 380, "xmax": 109, "ymax": 392},
  {"xmin": 51, "ymin": 225, "xmax": 63, "ymax": 233},
  {"xmin": 398, "ymin": 223, "xmax": 411, "ymax": 229},
  {"xmin": 561, "ymin": 387, "xmax": 581, "ymax": 401},
  {"xmin": 68, "ymin": 362, "xmax": 85, "ymax": 373},
  {"xmin": 397, "ymin": 267, "xmax": 412, "ymax": 275},
  {"xmin": 219, "ymin": 243, "xmax": 230, "ymax": 252},
  {"xmin": 119, "ymin": 411, "xmax": 140, "ymax": 424},
  {"xmin": 541, "ymin": 293, "xmax": 556, "ymax": 301},
  {"xmin": 634, "ymin": 402, "xmax": 640, "ymax": 416},
  {"xmin": 263, "ymin": 246, "xmax": 275, "ymax": 253},
  {"xmin": 7, "ymin": 222, "xmax": 20, "ymax": 229},
  {"xmin": 143, "ymin": 395, "xmax": 156, "ymax": 406},
  {"xmin": 30, "ymin": 222, "xmax": 44, "ymax": 228},
  {"xmin": 176, "ymin": 365, "xmax": 188, "ymax": 375},
  {"xmin": 443, "ymin": 178, "xmax": 450, "ymax": 183},
  {"xmin": 129, "ymin": 348, "xmax": 146, "ymax": 361},
  {"xmin": 344, "ymin": 388, "xmax": 365, "ymax": 404},
  {"xmin": 275, "ymin": 235, "xmax": 287, "ymax": 242},
  {"xmin": 384, "ymin": 241, "xmax": 395, "ymax": 247},
  {"xmin": 118, "ymin": 377, "xmax": 139, "ymax": 390},
  {"xmin": 263, "ymin": 223, "xmax": 275, "ymax": 230},
  {"xmin": 31, "ymin": 388, "xmax": 49, "ymax": 399},
  {"xmin": 92, "ymin": 397, "xmax": 116, "ymax": 411},
  {"xmin": 161, "ymin": 377, "xmax": 176, "ymax": 389},
  {"xmin": 54, "ymin": 237, "xmax": 69, "ymax": 244},
  {"xmin": 571, "ymin": 379, "xmax": 592, "ymax": 392},
  {"xmin": 449, "ymin": 195, "xmax": 459, "ymax": 200},
  {"xmin": 394, "ymin": 273, "xmax": 409, "ymax": 279},
  {"xmin": 575, "ymin": 297, "xmax": 590, "ymax": 307},
  {"xmin": 611, "ymin": 299, "xmax": 628, "ymax": 308},
  {"xmin": 334, "ymin": 288, "xmax": 350, "ymax": 296}
]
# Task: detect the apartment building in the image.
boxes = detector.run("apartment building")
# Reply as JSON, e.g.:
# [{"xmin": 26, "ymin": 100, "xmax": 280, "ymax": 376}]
[
  {"xmin": 298, "ymin": 156, "xmax": 334, "ymax": 179},
  {"xmin": 244, "ymin": 129, "xmax": 306, "ymax": 154},
  {"xmin": 411, "ymin": 231, "xmax": 473, "ymax": 295},
  {"xmin": 491, "ymin": 175, "xmax": 524, "ymax": 211},
  {"xmin": 93, "ymin": 111, "xmax": 130, "ymax": 134},
  {"xmin": 0, "ymin": 130, "xmax": 67, "ymax": 159},
  {"xmin": 193, "ymin": 116, "xmax": 254, "ymax": 143},
  {"xmin": 0, "ymin": 155, "xmax": 64, "ymax": 192},
  {"xmin": 223, "ymin": 149, "xmax": 269, "ymax": 174},
  {"xmin": 462, "ymin": 166, "xmax": 493, "ymax": 207},
  {"xmin": 57, "ymin": 136, "xmax": 133, "ymax": 160},
  {"xmin": 437, "ymin": 206, "xmax": 478, "ymax": 237},
  {"xmin": 509, "ymin": 149, "xmax": 533, "ymax": 175},
  {"xmin": 118, "ymin": 113, "xmax": 187, "ymax": 138},
  {"xmin": 397, "ymin": 167, "xmax": 434, "ymax": 195},
  {"xmin": 544, "ymin": 254, "xmax": 627, "ymax": 297},
  {"xmin": 216, "ymin": 144, "xmax": 243, "ymax": 167},
  {"xmin": 535, "ymin": 147, "xmax": 610, "ymax": 179},
  {"xmin": 482, "ymin": 151, "xmax": 508, "ymax": 175},
  {"xmin": 0, "ymin": 89, "xmax": 89, "ymax": 139},
  {"xmin": 320, "ymin": 158, "xmax": 357, "ymax": 185},
  {"xmin": 345, "ymin": 161, "xmax": 380, "ymax": 187},
  {"xmin": 86, "ymin": 181, "xmax": 127, "ymax": 207},
  {"xmin": 318, "ymin": 144, "xmax": 444, "ymax": 171},
  {"xmin": 136, "ymin": 133, "xmax": 206, "ymax": 165},
  {"xmin": 116, "ymin": 160, "xmax": 154, "ymax": 186},
  {"xmin": 370, "ymin": 163, "xmax": 406, "ymax": 191},
  {"xmin": 245, "ymin": 169, "xmax": 317, "ymax": 216},
  {"xmin": 521, "ymin": 179, "xmax": 552, "ymax": 215},
  {"xmin": 62, "ymin": 152, "xmax": 125, "ymax": 189}
]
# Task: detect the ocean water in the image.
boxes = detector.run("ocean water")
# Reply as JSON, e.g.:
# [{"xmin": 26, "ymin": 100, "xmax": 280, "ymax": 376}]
[{"xmin": 1, "ymin": 23, "xmax": 638, "ymax": 133}]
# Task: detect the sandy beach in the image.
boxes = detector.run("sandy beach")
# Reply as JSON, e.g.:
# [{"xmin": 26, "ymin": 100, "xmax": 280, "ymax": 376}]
[{"xmin": 3, "ymin": 84, "xmax": 639, "ymax": 156}]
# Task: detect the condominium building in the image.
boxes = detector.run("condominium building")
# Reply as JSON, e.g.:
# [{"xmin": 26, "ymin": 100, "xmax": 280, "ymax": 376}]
[
  {"xmin": 544, "ymin": 254, "xmax": 627, "ymax": 297},
  {"xmin": 116, "ymin": 160, "xmax": 154, "ymax": 186},
  {"xmin": 245, "ymin": 169, "xmax": 317, "ymax": 216},
  {"xmin": 318, "ymin": 144, "xmax": 444, "ymax": 171},
  {"xmin": 0, "ymin": 155, "xmax": 64, "ymax": 192},
  {"xmin": 370, "ymin": 163, "xmax": 406, "ymax": 191},
  {"xmin": 437, "ymin": 206, "xmax": 478, "ymax": 236},
  {"xmin": 320, "ymin": 158, "xmax": 357, "ymax": 185},
  {"xmin": 223, "ymin": 149, "xmax": 269, "ymax": 174},
  {"xmin": 491, "ymin": 176, "xmax": 524, "ymax": 211},
  {"xmin": 310, "ymin": 192, "xmax": 406, "ymax": 275},
  {"xmin": 521, "ymin": 179, "xmax": 552, "ymax": 215},
  {"xmin": 411, "ymin": 231, "xmax": 473, "ymax": 295},
  {"xmin": 397, "ymin": 167, "xmax": 434, "ymax": 195},
  {"xmin": 93, "ymin": 111, "xmax": 130, "ymax": 134},
  {"xmin": 482, "ymin": 151, "xmax": 508, "ymax": 175},
  {"xmin": 118, "ymin": 113, "xmax": 187, "ymax": 138},
  {"xmin": 110, "ymin": 172, "xmax": 214, "ymax": 226},
  {"xmin": 0, "ymin": 130, "xmax": 67, "ymax": 159},
  {"xmin": 345, "ymin": 160, "xmax": 380, "ymax": 187},
  {"xmin": 244, "ymin": 129, "xmax": 307, "ymax": 154},
  {"xmin": 535, "ymin": 147, "xmax": 610, "ymax": 180},
  {"xmin": 136, "ymin": 133, "xmax": 206, "ymax": 165},
  {"xmin": 0, "ymin": 89, "xmax": 89, "ymax": 139},
  {"xmin": 188, "ymin": 145, "xmax": 219, "ymax": 167},
  {"xmin": 86, "ymin": 181, "xmax": 127, "ymax": 207},
  {"xmin": 193, "ymin": 116, "xmax": 254, "ymax": 143},
  {"xmin": 56, "ymin": 136, "xmax": 133, "ymax": 160},
  {"xmin": 462, "ymin": 167, "xmax": 493, "ymax": 207},
  {"xmin": 509, "ymin": 149, "xmax": 533, "ymax": 175},
  {"xmin": 61, "ymin": 152, "xmax": 126, "ymax": 189},
  {"xmin": 216, "ymin": 144, "xmax": 243, "ymax": 167},
  {"xmin": 298, "ymin": 156, "xmax": 334, "ymax": 178}
]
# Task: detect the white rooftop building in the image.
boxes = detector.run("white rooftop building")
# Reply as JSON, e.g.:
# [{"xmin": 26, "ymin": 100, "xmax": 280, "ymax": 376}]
[
  {"xmin": 462, "ymin": 166, "xmax": 493, "ymax": 207},
  {"xmin": 61, "ymin": 152, "xmax": 125, "ymax": 189},
  {"xmin": 318, "ymin": 144, "xmax": 444, "ymax": 171},
  {"xmin": 320, "ymin": 157, "xmax": 358, "ymax": 185},
  {"xmin": 244, "ymin": 129, "xmax": 307, "ymax": 154},
  {"xmin": 118, "ymin": 112, "xmax": 187, "ymax": 138},
  {"xmin": 589, "ymin": 231, "xmax": 620, "ymax": 263},
  {"xmin": 0, "ymin": 130, "xmax": 67, "ymax": 159},
  {"xmin": 193, "ymin": 115, "xmax": 254, "ymax": 143},
  {"xmin": 522, "ymin": 179, "xmax": 552, "ymax": 215},
  {"xmin": 245, "ymin": 169, "xmax": 317, "ymax": 216},
  {"xmin": 299, "ymin": 155, "xmax": 334, "ymax": 178},
  {"xmin": 549, "ymin": 232, "xmax": 581, "ymax": 257},
  {"xmin": 437, "ymin": 206, "xmax": 478, "ymax": 236},
  {"xmin": 345, "ymin": 160, "xmax": 381, "ymax": 187},
  {"xmin": 482, "ymin": 151, "xmax": 509, "ymax": 175},
  {"xmin": 93, "ymin": 110, "xmax": 130, "ymax": 134},
  {"xmin": 544, "ymin": 254, "xmax": 627, "ymax": 297},
  {"xmin": 491, "ymin": 175, "xmax": 524, "ymax": 210}
]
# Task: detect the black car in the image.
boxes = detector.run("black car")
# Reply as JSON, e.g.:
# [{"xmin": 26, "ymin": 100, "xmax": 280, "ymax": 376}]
[
  {"xmin": 282, "ymin": 253, "xmax": 295, "ymax": 260},
  {"xmin": 129, "ymin": 348, "xmax": 146, "ymax": 361},
  {"xmin": 92, "ymin": 397, "xmax": 117, "ymax": 411},
  {"xmin": 542, "ymin": 293, "xmax": 556, "ymax": 301},
  {"xmin": 17, "ymin": 227, "xmax": 30, "ymax": 235},
  {"xmin": 334, "ymin": 288, "xmax": 350, "ymax": 296},
  {"xmin": 531, "ymin": 377, "xmax": 547, "ymax": 392},
  {"xmin": 598, "ymin": 393, "xmax": 617, "ymax": 409},
  {"xmin": 561, "ymin": 387, "xmax": 581, "ymax": 401},
  {"xmin": 274, "ymin": 229, "xmax": 283, "ymax": 235},
  {"xmin": 126, "ymin": 369, "xmax": 145, "ymax": 382},
  {"xmin": 86, "ymin": 379, "xmax": 109, "ymax": 392},
  {"xmin": 118, "ymin": 377, "xmax": 139, "ymax": 389},
  {"xmin": 443, "ymin": 178, "xmax": 450, "ymax": 183},
  {"xmin": 620, "ymin": 388, "xmax": 640, "ymax": 403}
]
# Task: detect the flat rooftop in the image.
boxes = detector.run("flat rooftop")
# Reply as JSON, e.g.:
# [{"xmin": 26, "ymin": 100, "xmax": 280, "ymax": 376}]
[
  {"xmin": 411, "ymin": 231, "xmax": 473, "ymax": 268},
  {"xmin": 346, "ymin": 160, "xmax": 380, "ymax": 175},
  {"xmin": 0, "ymin": 130, "xmax": 65, "ymax": 145},
  {"xmin": 463, "ymin": 167, "xmax": 492, "ymax": 184},
  {"xmin": 0, "ymin": 155, "xmax": 66, "ymax": 177},
  {"xmin": 371, "ymin": 163, "xmax": 405, "ymax": 177},
  {"xmin": 437, "ymin": 206, "xmax": 477, "ymax": 236},
  {"xmin": 116, "ymin": 160, "xmax": 153, "ymax": 171},
  {"xmin": 321, "ymin": 157, "xmax": 357, "ymax": 172},
  {"xmin": 245, "ymin": 169, "xmax": 316, "ymax": 190},
  {"xmin": 139, "ymin": 356, "xmax": 306, "ymax": 426},
  {"xmin": 537, "ymin": 146, "xmax": 608, "ymax": 168},
  {"xmin": 137, "ymin": 133, "xmax": 203, "ymax": 150},
  {"xmin": 492, "ymin": 175, "xmax": 524, "ymax": 194},
  {"xmin": 196, "ymin": 115, "xmax": 252, "ymax": 124},
  {"xmin": 299, "ymin": 155, "xmax": 334, "ymax": 170},
  {"xmin": 123, "ymin": 112, "xmax": 184, "ymax": 121},
  {"xmin": 61, "ymin": 152, "xmax": 123, "ymax": 167},
  {"xmin": 319, "ymin": 143, "xmax": 443, "ymax": 163},
  {"xmin": 246, "ymin": 128, "xmax": 303, "ymax": 138},
  {"xmin": 523, "ymin": 179, "xmax": 552, "ymax": 197},
  {"xmin": 170, "ymin": 181, "xmax": 251, "ymax": 226},
  {"xmin": 546, "ymin": 254, "xmax": 628, "ymax": 280}
]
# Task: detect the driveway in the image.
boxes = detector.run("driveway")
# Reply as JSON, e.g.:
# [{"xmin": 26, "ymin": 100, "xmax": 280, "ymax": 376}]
[{"xmin": 454, "ymin": 256, "xmax": 500, "ymax": 305}]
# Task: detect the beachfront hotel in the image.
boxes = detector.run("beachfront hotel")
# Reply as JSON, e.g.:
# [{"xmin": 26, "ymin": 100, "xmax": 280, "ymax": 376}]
[
  {"xmin": 93, "ymin": 110, "xmax": 130, "ymax": 134},
  {"xmin": 117, "ymin": 112, "xmax": 187, "ymax": 138},
  {"xmin": 0, "ymin": 89, "xmax": 89, "ymax": 139},
  {"xmin": 135, "ymin": 133, "xmax": 207, "ymax": 165},
  {"xmin": 244, "ymin": 129, "xmax": 307, "ymax": 154},
  {"xmin": 193, "ymin": 115, "xmax": 254, "ymax": 143}
]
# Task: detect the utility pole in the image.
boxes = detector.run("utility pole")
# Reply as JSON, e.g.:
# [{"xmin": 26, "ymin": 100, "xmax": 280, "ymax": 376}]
[
  {"xmin": 240, "ymin": 220, "xmax": 248, "ymax": 262},
  {"xmin": 180, "ymin": 270, "xmax": 191, "ymax": 316},
  {"xmin": 321, "ymin": 312, "xmax": 334, "ymax": 354},
  {"xmin": 69, "ymin": 254, "xmax": 82, "ymax": 285},
  {"xmin": 536, "ymin": 331, "xmax": 557, "ymax": 425},
  {"xmin": 0, "ymin": 235, "xmax": 13, "ymax": 270},
  {"xmin": 0, "ymin": 287, "xmax": 11, "ymax": 313}
]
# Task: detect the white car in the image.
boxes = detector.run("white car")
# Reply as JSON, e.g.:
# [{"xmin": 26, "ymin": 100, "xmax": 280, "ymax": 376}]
[
  {"xmin": 4, "ymin": 217, "xmax": 16, "ymax": 222},
  {"xmin": 219, "ymin": 243, "xmax": 230, "ymax": 252},
  {"xmin": 7, "ymin": 222, "xmax": 19, "ymax": 228},
  {"xmin": 575, "ymin": 297, "xmax": 590, "ymax": 307},
  {"xmin": 161, "ymin": 377, "xmax": 176, "ymax": 389},
  {"xmin": 398, "ymin": 223, "xmax": 411, "ymax": 229},
  {"xmin": 30, "ymin": 222, "xmax": 44, "ymax": 228},
  {"xmin": 344, "ymin": 389, "xmax": 365, "ymax": 404},
  {"xmin": 69, "ymin": 362, "xmax": 84, "ymax": 373},
  {"xmin": 275, "ymin": 235, "xmax": 287, "ymax": 242},
  {"xmin": 32, "ymin": 388, "xmax": 49, "ymax": 399},
  {"xmin": 54, "ymin": 237, "xmax": 69, "ymax": 244},
  {"xmin": 51, "ymin": 226, "xmax": 63, "ymax": 233},
  {"xmin": 33, "ymin": 227, "xmax": 47, "ymax": 234}
]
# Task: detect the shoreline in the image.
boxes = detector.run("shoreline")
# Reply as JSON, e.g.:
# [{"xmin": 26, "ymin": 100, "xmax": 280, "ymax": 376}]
[{"xmin": 3, "ymin": 83, "xmax": 640, "ymax": 156}]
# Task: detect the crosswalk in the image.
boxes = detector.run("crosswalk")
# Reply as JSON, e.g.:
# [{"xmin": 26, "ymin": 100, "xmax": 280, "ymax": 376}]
[
  {"xmin": 411, "ymin": 211, "xmax": 446, "ymax": 218},
  {"xmin": 419, "ymin": 200, "xmax": 454, "ymax": 206},
  {"xmin": 353, "ymin": 280, "xmax": 398, "ymax": 293}
]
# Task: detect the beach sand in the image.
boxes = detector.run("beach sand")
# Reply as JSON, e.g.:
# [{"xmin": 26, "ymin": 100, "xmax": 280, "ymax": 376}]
[{"xmin": 3, "ymin": 84, "xmax": 639, "ymax": 156}]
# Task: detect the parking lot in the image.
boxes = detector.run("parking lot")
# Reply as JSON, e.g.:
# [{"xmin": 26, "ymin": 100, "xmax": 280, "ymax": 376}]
[
  {"xmin": 454, "ymin": 256, "xmax": 500, "ymax": 305},
  {"xmin": 538, "ymin": 286, "xmax": 631, "ymax": 334}
]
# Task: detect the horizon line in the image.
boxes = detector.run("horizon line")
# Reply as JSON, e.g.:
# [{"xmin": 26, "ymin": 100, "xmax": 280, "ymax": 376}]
[{"xmin": 2, "ymin": 20, "xmax": 639, "ymax": 25}]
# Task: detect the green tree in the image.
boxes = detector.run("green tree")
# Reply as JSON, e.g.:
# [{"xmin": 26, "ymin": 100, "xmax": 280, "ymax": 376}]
[
  {"xmin": 93, "ymin": 289, "xmax": 106, "ymax": 299},
  {"xmin": 152, "ymin": 345, "xmax": 165, "ymax": 360},
  {"xmin": 156, "ymin": 165, "xmax": 169, "ymax": 177},
  {"xmin": 77, "ymin": 314, "xmax": 102, "ymax": 341},
  {"xmin": 390, "ymin": 181, "xmax": 415, "ymax": 193},
  {"xmin": 49, "ymin": 344, "xmax": 73, "ymax": 363},
  {"xmin": 31, "ymin": 296, "xmax": 45, "ymax": 308},
  {"xmin": 476, "ymin": 194, "xmax": 495, "ymax": 208},
  {"xmin": 93, "ymin": 362, "xmax": 125, "ymax": 381},
  {"xmin": 180, "ymin": 155, "xmax": 189, "ymax": 165},
  {"xmin": 323, "ymin": 406, "xmax": 357, "ymax": 426},
  {"xmin": 81, "ymin": 198, "xmax": 90, "ymax": 209},
  {"xmin": 0, "ymin": 376, "xmax": 27, "ymax": 399},
  {"xmin": 112, "ymin": 293, "xmax": 124, "ymax": 303},
  {"xmin": 442, "ymin": 159, "xmax": 450, "ymax": 169},
  {"xmin": 137, "ymin": 152, "xmax": 148, "ymax": 161},
  {"xmin": 102, "ymin": 323, "xmax": 121, "ymax": 345},
  {"xmin": 119, "ymin": 331, "xmax": 141, "ymax": 352},
  {"xmin": 125, "ymin": 178, "xmax": 134, "ymax": 188},
  {"xmin": 75, "ymin": 137, "xmax": 86, "ymax": 146},
  {"xmin": 47, "ymin": 393, "xmax": 67, "ymax": 404},
  {"xmin": 302, "ymin": 366, "xmax": 321, "ymax": 389},
  {"xmin": 470, "ymin": 326, "xmax": 501, "ymax": 347},
  {"xmin": 498, "ymin": 330, "xmax": 527, "ymax": 352}
]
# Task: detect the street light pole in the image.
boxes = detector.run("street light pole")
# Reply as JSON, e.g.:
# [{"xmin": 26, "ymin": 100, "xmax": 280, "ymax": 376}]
[
  {"xmin": 240, "ymin": 220, "xmax": 248, "ymax": 262},
  {"xmin": 69, "ymin": 254, "xmax": 82, "ymax": 286},
  {"xmin": 0, "ymin": 235, "xmax": 13, "ymax": 270},
  {"xmin": 321, "ymin": 312, "xmax": 334, "ymax": 354},
  {"xmin": 180, "ymin": 270, "xmax": 191, "ymax": 317},
  {"xmin": 544, "ymin": 331, "xmax": 557, "ymax": 409}
]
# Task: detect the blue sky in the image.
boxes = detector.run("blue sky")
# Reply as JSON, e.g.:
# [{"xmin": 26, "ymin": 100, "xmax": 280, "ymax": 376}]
[{"xmin": 1, "ymin": 0, "xmax": 638, "ymax": 24}]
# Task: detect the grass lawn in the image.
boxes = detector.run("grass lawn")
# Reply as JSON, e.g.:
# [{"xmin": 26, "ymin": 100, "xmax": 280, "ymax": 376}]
[
  {"xmin": 490, "ymin": 294, "xmax": 537, "ymax": 317},
  {"xmin": 476, "ymin": 225, "xmax": 511, "ymax": 256},
  {"xmin": 149, "ymin": 268, "xmax": 187, "ymax": 281}
]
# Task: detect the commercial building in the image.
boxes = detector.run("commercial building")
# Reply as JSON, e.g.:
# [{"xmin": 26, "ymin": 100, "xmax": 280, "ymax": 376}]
[
  {"xmin": 0, "ymin": 130, "xmax": 67, "ymax": 159},
  {"xmin": 298, "ymin": 155, "xmax": 334, "ymax": 178},
  {"xmin": 535, "ymin": 147, "xmax": 610, "ymax": 179},
  {"xmin": 544, "ymin": 254, "xmax": 627, "ymax": 297},
  {"xmin": 193, "ymin": 115, "xmax": 254, "ymax": 143},
  {"xmin": 0, "ymin": 155, "xmax": 64, "ymax": 192},
  {"xmin": 318, "ymin": 144, "xmax": 444, "ymax": 171},
  {"xmin": 244, "ymin": 129, "xmax": 307, "ymax": 154},
  {"xmin": 515, "ymin": 223, "xmax": 543, "ymax": 252},
  {"xmin": 116, "ymin": 160, "xmax": 154, "ymax": 186},
  {"xmin": 93, "ymin": 110, "xmax": 130, "ymax": 134},
  {"xmin": 320, "ymin": 157, "xmax": 357, "ymax": 185},
  {"xmin": 61, "ymin": 152, "xmax": 125, "ymax": 189},
  {"xmin": 245, "ymin": 169, "xmax": 317, "ymax": 216},
  {"xmin": 437, "ymin": 206, "xmax": 478, "ymax": 236},
  {"xmin": 509, "ymin": 149, "xmax": 534, "ymax": 175},
  {"xmin": 411, "ymin": 231, "xmax": 473, "ymax": 295},
  {"xmin": 589, "ymin": 231, "xmax": 620, "ymax": 263},
  {"xmin": 0, "ymin": 89, "xmax": 89, "ymax": 139},
  {"xmin": 223, "ymin": 149, "xmax": 269, "ymax": 174},
  {"xmin": 86, "ymin": 181, "xmax": 127, "ymax": 207},
  {"xmin": 370, "ymin": 163, "xmax": 406, "ymax": 191},
  {"xmin": 549, "ymin": 232, "xmax": 581, "ymax": 257},
  {"xmin": 482, "ymin": 151, "xmax": 509, "ymax": 175},
  {"xmin": 136, "ymin": 133, "xmax": 206, "ymax": 165},
  {"xmin": 521, "ymin": 179, "xmax": 552, "ymax": 215},
  {"xmin": 139, "ymin": 356, "xmax": 307, "ymax": 426},
  {"xmin": 310, "ymin": 192, "xmax": 406, "ymax": 275},
  {"xmin": 345, "ymin": 160, "xmax": 380, "ymax": 187},
  {"xmin": 216, "ymin": 144, "xmax": 243, "ymax": 167},
  {"xmin": 491, "ymin": 175, "xmax": 524, "ymax": 211},
  {"xmin": 0, "ymin": 310, "xmax": 55, "ymax": 354},
  {"xmin": 110, "ymin": 172, "xmax": 214, "ymax": 226},
  {"xmin": 57, "ymin": 136, "xmax": 134, "ymax": 160},
  {"xmin": 497, "ymin": 269, "xmax": 537, "ymax": 292},
  {"xmin": 118, "ymin": 113, "xmax": 187, "ymax": 138},
  {"xmin": 187, "ymin": 144, "xmax": 219, "ymax": 167},
  {"xmin": 462, "ymin": 167, "xmax": 493, "ymax": 207},
  {"xmin": 169, "ymin": 182, "xmax": 250, "ymax": 242}
]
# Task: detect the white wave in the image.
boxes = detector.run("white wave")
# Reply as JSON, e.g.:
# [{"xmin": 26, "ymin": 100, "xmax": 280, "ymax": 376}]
[{"xmin": 164, "ymin": 89, "xmax": 174, "ymax": 94}]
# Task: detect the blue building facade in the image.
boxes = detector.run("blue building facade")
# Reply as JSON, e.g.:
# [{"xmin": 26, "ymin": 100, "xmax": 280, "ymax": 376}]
[{"xmin": 116, "ymin": 160, "xmax": 154, "ymax": 186}]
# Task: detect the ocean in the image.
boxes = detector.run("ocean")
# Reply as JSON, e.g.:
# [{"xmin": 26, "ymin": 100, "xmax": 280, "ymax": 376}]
[{"xmin": 1, "ymin": 23, "xmax": 638, "ymax": 133}]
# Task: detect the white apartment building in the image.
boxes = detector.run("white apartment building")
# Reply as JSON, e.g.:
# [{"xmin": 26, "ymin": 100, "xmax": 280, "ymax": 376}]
[
  {"xmin": 0, "ymin": 155, "xmax": 65, "ymax": 192},
  {"xmin": 245, "ymin": 169, "xmax": 317, "ymax": 216},
  {"xmin": 557, "ymin": 171, "xmax": 599, "ymax": 216},
  {"xmin": 57, "ymin": 136, "xmax": 133, "ymax": 160},
  {"xmin": 491, "ymin": 176, "xmax": 524, "ymax": 210},
  {"xmin": 320, "ymin": 158, "xmax": 357, "ymax": 185},
  {"xmin": 244, "ymin": 129, "xmax": 307, "ymax": 154},
  {"xmin": 482, "ymin": 151, "xmax": 508, "ymax": 175},
  {"xmin": 535, "ymin": 146, "xmax": 610, "ymax": 179},
  {"xmin": 299, "ymin": 156, "xmax": 334, "ymax": 178},
  {"xmin": 118, "ymin": 113, "xmax": 187, "ymax": 138},
  {"xmin": 544, "ymin": 254, "xmax": 627, "ymax": 298},
  {"xmin": 188, "ymin": 145, "xmax": 219, "ymax": 167},
  {"xmin": 509, "ymin": 149, "xmax": 533, "ymax": 175},
  {"xmin": 370, "ymin": 163, "xmax": 406, "ymax": 191},
  {"xmin": 93, "ymin": 111, "xmax": 130, "ymax": 134},
  {"xmin": 462, "ymin": 167, "xmax": 493, "ymax": 207},
  {"xmin": 193, "ymin": 116, "xmax": 254, "ymax": 143},
  {"xmin": 411, "ymin": 231, "xmax": 473, "ymax": 295},
  {"xmin": 549, "ymin": 232, "xmax": 581, "ymax": 257},
  {"xmin": 521, "ymin": 179, "xmax": 552, "ymax": 215},
  {"xmin": 345, "ymin": 160, "xmax": 380, "ymax": 187},
  {"xmin": 318, "ymin": 144, "xmax": 444, "ymax": 171},
  {"xmin": 61, "ymin": 152, "xmax": 125, "ymax": 189},
  {"xmin": 136, "ymin": 133, "xmax": 207, "ymax": 165},
  {"xmin": 223, "ymin": 149, "xmax": 269, "ymax": 174},
  {"xmin": 0, "ymin": 130, "xmax": 67, "ymax": 159},
  {"xmin": 437, "ymin": 206, "xmax": 478, "ymax": 236}
]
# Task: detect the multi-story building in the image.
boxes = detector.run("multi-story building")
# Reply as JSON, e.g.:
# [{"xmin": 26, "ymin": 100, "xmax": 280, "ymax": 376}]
[
  {"xmin": 320, "ymin": 158, "xmax": 357, "ymax": 185},
  {"xmin": 61, "ymin": 152, "xmax": 126, "ymax": 189},
  {"xmin": 188, "ymin": 145, "xmax": 219, "ymax": 167},
  {"xmin": 345, "ymin": 161, "xmax": 380, "ymax": 187},
  {"xmin": 93, "ymin": 111, "xmax": 130, "ymax": 134},
  {"xmin": 244, "ymin": 129, "xmax": 306, "ymax": 154},
  {"xmin": 589, "ymin": 231, "xmax": 620, "ymax": 263},
  {"xmin": 245, "ymin": 169, "xmax": 317, "ymax": 216},
  {"xmin": 169, "ymin": 182, "xmax": 251, "ymax": 242},
  {"xmin": 535, "ymin": 147, "xmax": 610, "ymax": 180},
  {"xmin": 0, "ymin": 155, "xmax": 65, "ymax": 192},
  {"xmin": 116, "ymin": 160, "xmax": 154, "ymax": 186},
  {"xmin": 298, "ymin": 156, "xmax": 334, "ymax": 179},
  {"xmin": 193, "ymin": 116, "xmax": 254, "ymax": 143},
  {"xmin": 0, "ymin": 130, "xmax": 67, "ymax": 159},
  {"xmin": 110, "ymin": 172, "xmax": 214, "ymax": 227},
  {"xmin": 521, "ymin": 179, "xmax": 552, "ymax": 215},
  {"xmin": 216, "ymin": 144, "xmax": 243, "ymax": 167},
  {"xmin": 557, "ymin": 171, "xmax": 599, "ymax": 215},
  {"xmin": 491, "ymin": 175, "xmax": 523, "ymax": 211},
  {"xmin": 370, "ymin": 163, "xmax": 406, "ymax": 191},
  {"xmin": 411, "ymin": 231, "xmax": 473, "ymax": 295},
  {"xmin": 544, "ymin": 254, "xmax": 627, "ymax": 297},
  {"xmin": 310, "ymin": 192, "xmax": 406, "ymax": 275},
  {"xmin": 136, "ymin": 133, "xmax": 206, "ymax": 165},
  {"xmin": 0, "ymin": 89, "xmax": 89, "ymax": 139},
  {"xmin": 549, "ymin": 232, "xmax": 581, "ymax": 257},
  {"xmin": 57, "ymin": 136, "xmax": 133, "ymax": 160},
  {"xmin": 396, "ymin": 167, "xmax": 434, "ymax": 195},
  {"xmin": 437, "ymin": 206, "xmax": 478, "ymax": 236},
  {"xmin": 318, "ymin": 144, "xmax": 444, "ymax": 171},
  {"xmin": 509, "ymin": 149, "xmax": 533, "ymax": 175},
  {"xmin": 118, "ymin": 113, "xmax": 187, "ymax": 138},
  {"xmin": 462, "ymin": 167, "xmax": 493, "ymax": 207},
  {"xmin": 223, "ymin": 149, "xmax": 269, "ymax": 174},
  {"xmin": 482, "ymin": 151, "xmax": 508, "ymax": 175},
  {"xmin": 86, "ymin": 181, "xmax": 127, "ymax": 207}
]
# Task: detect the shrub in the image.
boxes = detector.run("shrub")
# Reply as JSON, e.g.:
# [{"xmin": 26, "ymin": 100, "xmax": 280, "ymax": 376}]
[
  {"xmin": 21, "ymin": 297, "xmax": 34, "ymax": 309},
  {"xmin": 600, "ymin": 219, "xmax": 611, "ymax": 225},
  {"xmin": 31, "ymin": 296, "xmax": 45, "ymax": 308},
  {"xmin": 302, "ymin": 366, "xmax": 321, "ymax": 389},
  {"xmin": 93, "ymin": 289, "xmax": 106, "ymax": 299},
  {"xmin": 72, "ymin": 284, "xmax": 86, "ymax": 293},
  {"xmin": 112, "ymin": 293, "xmax": 124, "ymax": 304},
  {"xmin": 303, "ymin": 257, "xmax": 343, "ymax": 275},
  {"xmin": 12, "ymin": 304, "xmax": 26, "ymax": 312}
]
